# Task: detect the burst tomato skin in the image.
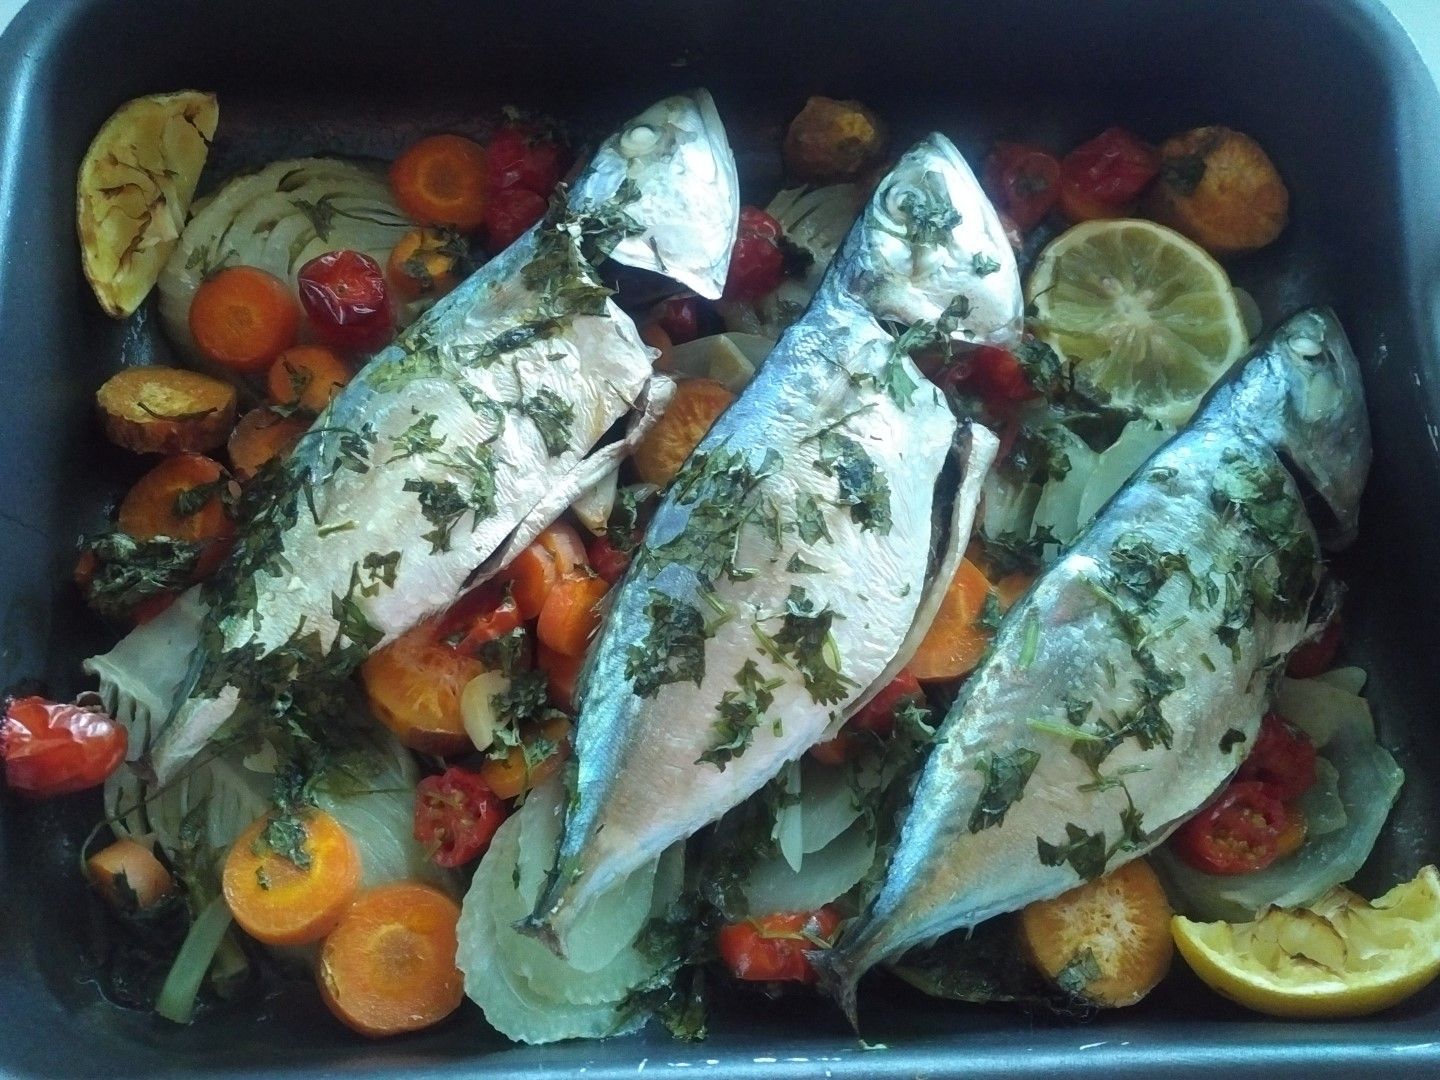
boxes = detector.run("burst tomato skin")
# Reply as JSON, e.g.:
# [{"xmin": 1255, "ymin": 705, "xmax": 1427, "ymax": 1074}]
[
  {"xmin": 1058, "ymin": 127, "xmax": 1161, "ymax": 221},
  {"xmin": 723, "ymin": 207, "xmax": 786, "ymax": 301},
  {"xmin": 983, "ymin": 142, "xmax": 1062, "ymax": 231},
  {"xmin": 716, "ymin": 906, "xmax": 843, "ymax": 983},
  {"xmin": 586, "ymin": 534, "xmax": 632, "ymax": 585},
  {"xmin": 1, "ymin": 697, "xmax": 127, "ymax": 799},
  {"xmin": 297, "ymin": 250, "xmax": 395, "ymax": 353},
  {"xmin": 1236, "ymin": 711, "xmax": 1318, "ymax": 802},
  {"xmin": 1172, "ymin": 780, "xmax": 1289, "ymax": 875},
  {"xmin": 484, "ymin": 187, "xmax": 549, "ymax": 252},
  {"xmin": 438, "ymin": 581, "xmax": 525, "ymax": 656},
  {"xmin": 486, "ymin": 126, "xmax": 567, "ymax": 196},
  {"xmin": 412, "ymin": 767, "xmax": 508, "ymax": 868}
]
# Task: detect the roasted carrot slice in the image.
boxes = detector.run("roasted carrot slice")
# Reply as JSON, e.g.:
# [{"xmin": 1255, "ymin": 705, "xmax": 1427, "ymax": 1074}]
[
  {"xmin": 96, "ymin": 366, "xmax": 237, "ymax": 455},
  {"xmin": 480, "ymin": 716, "xmax": 571, "ymax": 800},
  {"xmin": 87, "ymin": 837, "xmax": 174, "ymax": 911},
  {"xmin": 117, "ymin": 453, "xmax": 234, "ymax": 544},
  {"xmin": 386, "ymin": 227, "xmax": 463, "ymax": 301},
  {"xmin": 631, "ymin": 377, "xmax": 736, "ymax": 487},
  {"xmin": 227, "ymin": 407, "xmax": 308, "ymax": 481},
  {"xmin": 266, "ymin": 345, "xmax": 351, "ymax": 414},
  {"xmin": 536, "ymin": 572, "xmax": 609, "ymax": 659},
  {"xmin": 222, "ymin": 809, "xmax": 362, "ymax": 947},
  {"xmin": 1019, "ymin": 859, "xmax": 1173, "ymax": 1007},
  {"xmin": 389, "ymin": 135, "xmax": 490, "ymax": 231},
  {"xmin": 909, "ymin": 558, "xmax": 995, "ymax": 682},
  {"xmin": 497, "ymin": 521, "xmax": 589, "ymax": 620},
  {"xmin": 189, "ymin": 266, "xmax": 301, "ymax": 374},
  {"xmin": 994, "ymin": 571, "xmax": 1034, "ymax": 611},
  {"xmin": 361, "ymin": 615, "xmax": 486, "ymax": 756},
  {"xmin": 316, "ymin": 882, "xmax": 464, "ymax": 1038}
]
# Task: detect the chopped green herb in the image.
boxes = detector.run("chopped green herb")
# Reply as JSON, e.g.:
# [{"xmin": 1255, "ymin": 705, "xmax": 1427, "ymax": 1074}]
[
  {"xmin": 387, "ymin": 412, "xmax": 445, "ymax": 463},
  {"xmin": 812, "ymin": 430, "xmax": 892, "ymax": 533},
  {"xmin": 978, "ymin": 590, "xmax": 1005, "ymax": 633},
  {"xmin": 1036, "ymin": 822, "xmax": 1107, "ymax": 881},
  {"xmin": 972, "ymin": 252, "xmax": 1002, "ymax": 277},
  {"xmin": 794, "ymin": 493, "xmax": 833, "ymax": 545},
  {"xmin": 697, "ymin": 659, "xmax": 785, "ymax": 769},
  {"xmin": 1017, "ymin": 610, "xmax": 1041, "ymax": 668},
  {"xmin": 1054, "ymin": 948, "xmax": 1102, "ymax": 997},
  {"xmin": 762, "ymin": 586, "xmax": 857, "ymax": 705},
  {"xmin": 516, "ymin": 387, "xmax": 575, "ymax": 456},
  {"xmin": 77, "ymin": 532, "xmax": 203, "ymax": 620},
  {"xmin": 1014, "ymin": 338, "xmax": 1064, "ymax": 393},
  {"xmin": 786, "ymin": 553, "xmax": 822, "ymax": 574},
  {"xmin": 625, "ymin": 591, "xmax": 712, "ymax": 698},
  {"xmin": 968, "ymin": 747, "xmax": 1041, "ymax": 832},
  {"xmin": 1219, "ymin": 727, "xmax": 1247, "ymax": 753}
]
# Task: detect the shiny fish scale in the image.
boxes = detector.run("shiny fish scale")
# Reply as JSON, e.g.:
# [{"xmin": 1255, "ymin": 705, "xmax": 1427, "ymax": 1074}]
[
  {"xmin": 813, "ymin": 306, "xmax": 1373, "ymax": 1026},
  {"xmin": 86, "ymin": 92, "xmax": 741, "ymax": 786},
  {"xmin": 523, "ymin": 133, "xmax": 1021, "ymax": 952}
]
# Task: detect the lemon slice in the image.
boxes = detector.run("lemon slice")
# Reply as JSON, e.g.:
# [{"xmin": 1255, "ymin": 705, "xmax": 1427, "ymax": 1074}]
[
  {"xmin": 1172, "ymin": 866, "xmax": 1440, "ymax": 1018},
  {"xmin": 1026, "ymin": 219, "xmax": 1248, "ymax": 425},
  {"xmin": 77, "ymin": 91, "xmax": 218, "ymax": 318}
]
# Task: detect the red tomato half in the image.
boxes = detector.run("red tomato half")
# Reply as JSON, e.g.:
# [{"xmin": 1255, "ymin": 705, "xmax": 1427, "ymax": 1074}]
[
  {"xmin": 413, "ymin": 767, "xmax": 508, "ymax": 867},
  {"xmin": 1058, "ymin": 127, "xmax": 1160, "ymax": 222},
  {"xmin": 1171, "ymin": 780, "xmax": 1289, "ymax": 875},
  {"xmin": 484, "ymin": 187, "xmax": 549, "ymax": 253},
  {"xmin": 297, "ymin": 250, "xmax": 395, "ymax": 354},
  {"xmin": 439, "ymin": 580, "xmax": 525, "ymax": 656},
  {"xmin": 1236, "ymin": 711, "xmax": 1318, "ymax": 802},
  {"xmin": 486, "ymin": 125, "xmax": 568, "ymax": 196},
  {"xmin": 1, "ymin": 697, "xmax": 127, "ymax": 799},
  {"xmin": 982, "ymin": 143, "xmax": 1062, "ymax": 231},
  {"xmin": 723, "ymin": 206, "xmax": 786, "ymax": 301},
  {"xmin": 809, "ymin": 670, "xmax": 923, "ymax": 765},
  {"xmin": 586, "ymin": 534, "xmax": 633, "ymax": 586},
  {"xmin": 657, "ymin": 296, "xmax": 702, "ymax": 344},
  {"xmin": 1287, "ymin": 617, "xmax": 1342, "ymax": 679},
  {"xmin": 716, "ymin": 906, "xmax": 843, "ymax": 983}
]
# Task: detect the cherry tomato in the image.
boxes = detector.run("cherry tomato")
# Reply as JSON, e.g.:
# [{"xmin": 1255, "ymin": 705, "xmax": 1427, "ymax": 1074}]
[
  {"xmin": 809, "ymin": 670, "xmax": 923, "ymax": 765},
  {"xmin": 723, "ymin": 206, "xmax": 786, "ymax": 301},
  {"xmin": 982, "ymin": 143, "xmax": 1062, "ymax": 231},
  {"xmin": 716, "ymin": 906, "xmax": 843, "ymax": 983},
  {"xmin": 657, "ymin": 296, "xmax": 702, "ymax": 344},
  {"xmin": 485, "ymin": 187, "xmax": 549, "ymax": 253},
  {"xmin": 586, "ymin": 534, "xmax": 633, "ymax": 586},
  {"xmin": 1058, "ymin": 127, "xmax": 1161, "ymax": 222},
  {"xmin": 297, "ymin": 250, "xmax": 395, "ymax": 354},
  {"xmin": 486, "ymin": 125, "xmax": 568, "ymax": 196},
  {"xmin": 970, "ymin": 345, "xmax": 1036, "ymax": 406},
  {"xmin": 2, "ymin": 697, "xmax": 127, "ymax": 799},
  {"xmin": 438, "ymin": 580, "xmax": 525, "ymax": 657},
  {"xmin": 1236, "ymin": 711, "xmax": 1318, "ymax": 802},
  {"xmin": 1171, "ymin": 780, "xmax": 1288, "ymax": 875},
  {"xmin": 412, "ymin": 766, "xmax": 508, "ymax": 868},
  {"xmin": 1287, "ymin": 616, "xmax": 1342, "ymax": 679}
]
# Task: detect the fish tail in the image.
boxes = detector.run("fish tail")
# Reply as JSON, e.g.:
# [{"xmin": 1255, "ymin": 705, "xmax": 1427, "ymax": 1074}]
[{"xmin": 808, "ymin": 945, "xmax": 863, "ymax": 1031}]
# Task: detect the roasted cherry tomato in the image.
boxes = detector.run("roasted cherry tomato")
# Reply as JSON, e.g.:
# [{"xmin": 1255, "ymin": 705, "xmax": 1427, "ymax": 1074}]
[
  {"xmin": 982, "ymin": 142, "xmax": 1062, "ymax": 231},
  {"xmin": 1287, "ymin": 616, "xmax": 1342, "ymax": 679},
  {"xmin": 723, "ymin": 206, "xmax": 786, "ymax": 301},
  {"xmin": 969, "ymin": 345, "xmax": 1036, "ymax": 407},
  {"xmin": 1, "ymin": 697, "xmax": 127, "ymax": 799},
  {"xmin": 716, "ymin": 906, "xmax": 843, "ymax": 983},
  {"xmin": 412, "ymin": 766, "xmax": 508, "ymax": 868},
  {"xmin": 657, "ymin": 296, "xmax": 703, "ymax": 344},
  {"xmin": 1236, "ymin": 711, "xmax": 1318, "ymax": 802},
  {"xmin": 484, "ymin": 186, "xmax": 549, "ymax": 253},
  {"xmin": 586, "ymin": 534, "xmax": 633, "ymax": 586},
  {"xmin": 1171, "ymin": 780, "xmax": 1288, "ymax": 875},
  {"xmin": 438, "ymin": 580, "xmax": 525, "ymax": 656},
  {"xmin": 809, "ymin": 670, "xmax": 923, "ymax": 765},
  {"xmin": 297, "ymin": 250, "xmax": 395, "ymax": 354},
  {"xmin": 486, "ymin": 125, "xmax": 568, "ymax": 196},
  {"xmin": 1058, "ymin": 127, "xmax": 1161, "ymax": 222}
]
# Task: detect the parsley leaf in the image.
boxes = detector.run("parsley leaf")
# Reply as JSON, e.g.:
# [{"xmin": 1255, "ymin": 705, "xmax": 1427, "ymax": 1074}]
[
  {"xmin": 517, "ymin": 387, "xmax": 575, "ymax": 456},
  {"xmin": 759, "ymin": 586, "xmax": 857, "ymax": 705},
  {"xmin": 1036, "ymin": 822, "xmax": 1108, "ymax": 881},
  {"xmin": 812, "ymin": 431, "xmax": 892, "ymax": 533},
  {"xmin": 625, "ymin": 591, "xmax": 712, "ymax": 698},
  {"xmin": 697, "ymin": 659, "xmax": 784, "ymax": 769},
  {"xmin": 1054, "ymin": 948, "xmax": 1102, "ymax": 997},
  {"xmin": 969, "ymin": 747, "xmax": 1041, "ymax": 832}
]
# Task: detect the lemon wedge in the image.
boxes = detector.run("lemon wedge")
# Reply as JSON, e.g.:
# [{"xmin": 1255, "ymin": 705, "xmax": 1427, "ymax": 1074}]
[
  {"xmin": 77, "ymin": 90, "xmax": 218, "ymax": 318},
  {"xmin": 1172, "ymin": 865, "xmax": 1440, "ymax": 1019},
  {"xmin": 1026, "ymin": 218, "xmax": 1248, "ymax": 425}
]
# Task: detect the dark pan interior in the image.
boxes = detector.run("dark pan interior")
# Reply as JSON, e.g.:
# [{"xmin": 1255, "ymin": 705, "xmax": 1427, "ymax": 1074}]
[{"xmin": 2, "ymin": 0, "xmax": 1439, "ymax": 1076}]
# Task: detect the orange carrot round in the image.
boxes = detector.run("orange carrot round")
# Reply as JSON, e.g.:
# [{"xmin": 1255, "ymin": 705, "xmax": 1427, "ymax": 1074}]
[
  {"xmin": 87, "ymin": 837, "xmax": 174, "ymax": 911},
  {"xmin": 222, "ymin": 809, "xmax": 361, "ymax": 947},
  {"xmin": 994, "ymin": 571, "xmax": 1034, "ymax": 612},
  {"xmin": 389, "ymin": 135, "xmax": 490, "ymax": 231},
  {"xmin": 536, "ymin": 572, "xmax": 609, "ymax": 658},
  {"xmin": 267, "ymin": 346, "xmax": 351, "ymax": 414},
  {"xmin": 316, "ymin": 881, "xmax": 464, "ymax": 1038},
  {"xmin": 480, "ymin": 716, "xmax": 572, "ymax": 800},
  {"xmin": 910, "ymin": 558, "xmax": 995, "ymax": 681},
  {"xmin": 632, "ymin": 377, "xmax": 736, "ymax": 487},
  {"xmin": 117, "ymin": 453, "xmax": 234, "ymax": 544},
  {"xmin": 227, "ymin": 407, "xmax": 308, "ymax": 481},
  {"xmin": 361, "ymin": 616, "xmax": 485, "ymax": 756},
  {"xmin": 386, "ymin": 227, "xmax": 463, "ymax": 301},
  {"xmin": 497, "ymin": 521, "xmax": 588, "ymax": 620},
  {"xmin": 537, "ymin": 640, "xmax": 584, "ymax": 712},
  {"xmin": 189, "ymin": 266, "xmax": 301, "ymax": 374}
]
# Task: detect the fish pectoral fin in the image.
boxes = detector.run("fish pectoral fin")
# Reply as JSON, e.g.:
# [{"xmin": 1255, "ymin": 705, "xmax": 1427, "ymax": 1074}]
[{"xmin": 834, "ymin": 421, "xmax": 999, "ymax": 730}]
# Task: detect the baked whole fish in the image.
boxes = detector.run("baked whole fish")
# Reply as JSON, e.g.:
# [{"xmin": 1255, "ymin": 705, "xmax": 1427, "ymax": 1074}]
[
  {"xmin": 812, "ymin": 307, "xmax": 1372, "ymax": 1024},
  {"xmin": 522, "ymin": 133, "xmax": 1022, "ymax": 953},
  {"xmin": 85, "ymin": 91, "xmax": 740, "ymax": 784}
]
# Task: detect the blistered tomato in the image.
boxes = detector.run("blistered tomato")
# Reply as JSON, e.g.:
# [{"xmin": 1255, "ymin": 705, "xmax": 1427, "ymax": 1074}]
[{"xmin": 297, "ymin": 250, "xmax": 395, "ymax": 354}]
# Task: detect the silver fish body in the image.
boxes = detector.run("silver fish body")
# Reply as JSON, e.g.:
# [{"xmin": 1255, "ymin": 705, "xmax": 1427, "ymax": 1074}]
[
  {"xmin": 812, "ymin": 307, "xmax": 1372, "ymax": 1024},
  {"xmin": 522, "ymin": 133, "xmax": 1021, "ymax": 953},
  {"xmin": 86, "ymin": 92, "xmax": 739, "ymax": 784}
]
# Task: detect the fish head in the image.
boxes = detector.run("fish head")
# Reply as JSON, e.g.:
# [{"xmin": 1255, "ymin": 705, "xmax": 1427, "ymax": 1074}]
[
  {"xmin": 1214, "ymin": 307, "xmax": 1373, "ymax": 549},
  {"xmin": 568, "ymin": 90, "xmax": 739, "ymax": 300},
  {"xmin": 827, "ymin": 132, "xmax": 1023, "ymax": 346}
]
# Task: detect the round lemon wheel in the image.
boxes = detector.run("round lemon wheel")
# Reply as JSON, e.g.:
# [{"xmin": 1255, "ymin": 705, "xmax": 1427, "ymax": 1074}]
[
  {"xmin": 1026, "ymin": 219, "xmax": 1249, "ymax": 426},
  {"xmin": 1172, "ymin": 865, "xmax": 1440, "ymax": 1019}
]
